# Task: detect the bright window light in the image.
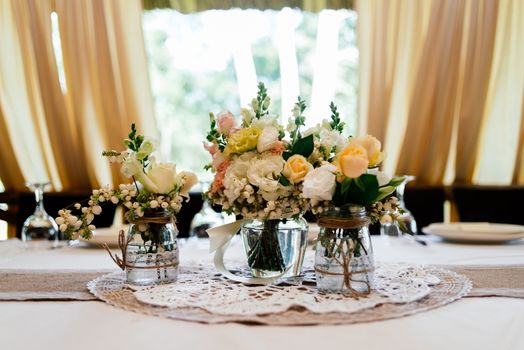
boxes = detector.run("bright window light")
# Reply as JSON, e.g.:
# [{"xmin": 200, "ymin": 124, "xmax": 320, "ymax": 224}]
[{"xmin": 142, "ymin": 8, "xmax": 358, "ymax": 178}]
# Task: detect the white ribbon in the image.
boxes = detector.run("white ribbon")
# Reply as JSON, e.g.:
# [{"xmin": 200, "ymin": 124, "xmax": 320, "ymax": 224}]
[{"xmin": 206, "ymin": 220, "xmax": 289, "ymax": 285}]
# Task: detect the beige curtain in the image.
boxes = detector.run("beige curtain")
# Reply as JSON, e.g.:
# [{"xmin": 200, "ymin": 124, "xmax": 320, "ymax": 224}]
[
  {"xmin": 0, "ymin": 0, "xmax": 61, "ymax": 191},
  {"xmin": 356, "ymin": 0, "xmax": 431, "ymax": 174},
  {"xmin": 514, "ymin": 87, "xmax": 524, "ymax": 184},
  {"xmin": 55, "ymin": 0, "xmax": 157, "ymax": 187},
  {"xmin": 0, "ymin": 0, "xmax": 156, "ymax": 190},
  {"xmin": 395, "ymin": 0, "xmax": 467, "ymax": 185},
  {"xmin": 475, "ymin": 0, "xmax": 524, "ymax": 185},
  {"xmin": 359, "ymin": 0, "xmax": 521, "ymax": 186}
]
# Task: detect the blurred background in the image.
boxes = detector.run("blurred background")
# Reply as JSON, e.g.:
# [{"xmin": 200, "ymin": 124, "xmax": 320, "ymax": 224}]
[{"xmin": 1, "ymin": 0, "xmax": 523, "ymax": 239}]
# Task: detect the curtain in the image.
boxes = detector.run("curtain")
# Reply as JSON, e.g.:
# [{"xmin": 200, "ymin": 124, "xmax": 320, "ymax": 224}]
[
  {"xmin": 0, "ymin": 0, "xmax": 62, "ymax": 191},
  {"xmin": 356, "ymin": 0, "xmax": 431, "ymax": 174},
  {"xmin": 359, "ymin": 0, "xmax": 521, "ymax": 186},
  {"xmin": 0, "ymin": 0, "xmax": 156, "ymax": 190},
  {"xmin": 475, "ymin": 0, "xmax": 524, "ymax": 185},
  {"xmin": 453, "ymin": 0, "xmax": 499, "ymax": 183},
  {"xmin": 56, "ymin": 0, "xmax": 157, "ymax": 187}
]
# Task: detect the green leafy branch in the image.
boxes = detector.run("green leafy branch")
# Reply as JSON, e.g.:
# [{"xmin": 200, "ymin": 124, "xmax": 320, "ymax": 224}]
[
  {"xmin": 253, "ymin": 82, "xmax": 270, "ymax": 119},
  {"xmin": 283, "ymin": 97, "xmax": 313, "ymax": 161},
  {"xmin": 329, "ymin": 102, "xmax": 345, "ymax": 133},
  {"xmin": 206, "ymin": 112, "xmax": 227, "ymax": 151},
  {"xmin": 123, "ymin": 123, "xmax": 149, "ymax": 170}
]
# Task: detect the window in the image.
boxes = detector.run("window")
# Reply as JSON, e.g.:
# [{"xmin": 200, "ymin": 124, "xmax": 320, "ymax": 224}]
[{"xmin": 142, "ymin": 7, "xmax": 358, "ymax": 178}]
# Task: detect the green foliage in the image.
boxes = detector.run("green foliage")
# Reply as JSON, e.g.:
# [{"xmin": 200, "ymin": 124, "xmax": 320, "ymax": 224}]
[
  {"xmin": 329, "ymin": 102, "xmax": 345, "ymax": 133},
  {"xmin": 206, "ymin": 112, "xmax": 227, "ymax": 151},
  {"xmin": 333, "ymin": 174, "xmax": 380, "ymax": 207},
  {"xmin": 253, "ymin": 82, "xmax": 270, "ymax": 119},
  {"xmin": 283, "ymin": 134, "xmax": 314, "ymax": 160}
]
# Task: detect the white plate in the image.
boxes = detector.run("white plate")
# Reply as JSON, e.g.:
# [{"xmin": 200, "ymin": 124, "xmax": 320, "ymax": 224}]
[
  {"xmin": 80, "ymin": 226, "xmax": 128, "ymax": 248},
  {"xmin": 422, "ymin": 222, "xmax": 524, "ymax": 243}
]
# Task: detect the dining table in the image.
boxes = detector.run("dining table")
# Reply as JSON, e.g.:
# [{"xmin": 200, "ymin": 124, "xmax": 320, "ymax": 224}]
[{"xmin": 1, "ymin": 233, "xmax": 524, "ymax": 350}]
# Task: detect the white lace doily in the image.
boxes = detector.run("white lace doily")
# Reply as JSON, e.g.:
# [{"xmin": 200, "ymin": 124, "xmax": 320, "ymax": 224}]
[
  {"xmin": 131, "ymin": 263, "xmax": 440, "ymax": 315},
  {"xmin": 87, "ymin": 263, "xmax": 471, "ymax": 325}
]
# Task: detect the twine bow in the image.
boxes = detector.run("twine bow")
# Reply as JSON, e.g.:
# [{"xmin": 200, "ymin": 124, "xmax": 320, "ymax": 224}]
[{"xmin": 101, "ymin": 229, "xmax": 132, "ymax": 271}]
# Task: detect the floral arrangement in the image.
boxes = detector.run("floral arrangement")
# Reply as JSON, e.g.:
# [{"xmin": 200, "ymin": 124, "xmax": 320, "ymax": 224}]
[
  {"xmin": 204, "ymin": 83, "xmax": 314, "ymax": 221},
  {"xmin": 300, "ymin": 102, "xmax": 405, "ymax": 223},
  {"xmin": 56, "ymin": 124, "xmax": 198, "ymax": 241}
]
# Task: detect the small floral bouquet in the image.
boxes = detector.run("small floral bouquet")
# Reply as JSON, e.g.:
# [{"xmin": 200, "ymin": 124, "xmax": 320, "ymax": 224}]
[
  {"xmin": 56, "ymin": 124, "xmax": 197, "ymax": 242},
  {"xmin": 296, "ymin": 106, "xmax": 404, "ymax": 295},
  {"xmin": 204, "ymin": 83, "xmax": 316, "ymax": 276}
]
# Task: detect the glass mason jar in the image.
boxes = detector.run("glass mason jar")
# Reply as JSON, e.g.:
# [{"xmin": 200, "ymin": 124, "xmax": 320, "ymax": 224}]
[
  {"xmin": 315, "ymin": 206, "xmax": 374, "ymax": 295},
  {"xmin": 125, "ymin": 210, "xmax": 179, "ymax": 286},
  {"xmin": 241, "ymin": 216, "xmax": 308, "ymax": 279}
]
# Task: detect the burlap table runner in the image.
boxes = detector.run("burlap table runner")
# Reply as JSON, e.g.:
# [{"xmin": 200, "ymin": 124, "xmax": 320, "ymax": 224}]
[
  {"xmin": 0, "ymin": 269, "xmax": 116, "ymax": 301},
  {"xmin": 1, "ymin": 265, "xmax": 523, "ymax": 301}
]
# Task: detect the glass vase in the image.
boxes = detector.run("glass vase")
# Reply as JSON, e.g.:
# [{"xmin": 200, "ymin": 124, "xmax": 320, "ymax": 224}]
[
  {"xmin": 315, "ymin": 206, "xmax": 374, "ymax": 295},
  {"xmin": 125, "ymin": 210, "xmax": 179, "ymax": 286},
  {"xmin": 241, "ymin": 217, "xmax": 308, "ymax": 279}
]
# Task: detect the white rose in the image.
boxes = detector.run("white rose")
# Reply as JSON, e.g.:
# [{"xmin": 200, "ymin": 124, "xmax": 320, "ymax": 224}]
[
  {"xmin": 302, "ymin": 164, "xmax": 336, "ymax": 201},
  {"xmin": 247, "ymin": 153, "xmax": 284, "ymax": 196},
  {"xmin": 366, "ymin": 168, "xmax": 392, "ymax": 187},
  {"xmin": 138, "ymin": 163, "xmax": 177, "ymax": 194},
  {"xmin": 257, "ymin": 126, "xmax": 280, "ymax": 153}
]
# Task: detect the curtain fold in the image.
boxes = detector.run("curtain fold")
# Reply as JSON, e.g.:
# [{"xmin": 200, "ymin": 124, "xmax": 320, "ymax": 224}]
[
  {"xmin": 356, "ymin": 0, "xmax": 430, "ymax": 175},
  {"xmin": 56, "ymin": 0, "xmax": 157, "ymax": 187},
  {"xmin": 453, "ymin": 0, "xmax": 498, "ymax": 183},
  {"xmin": 475, "ymin": 0, "xmax": 524, "ymax": 185},
  {"xmin": 396, "ymin": 0, "xmax": 467, "ymax": 185},
  {"xmin": 0, "ymin": 0, "xmax": 156, "ymax": 191},
  {"xmin": 0, "ymin": 0, "xmax": 60, "ymax": 190}
]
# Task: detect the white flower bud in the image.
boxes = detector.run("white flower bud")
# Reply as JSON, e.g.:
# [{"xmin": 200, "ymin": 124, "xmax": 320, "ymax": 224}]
[
  {"xmin": 111, "ymin": 196, "xmax": 119, "ymax": 204},
  {"xmin": 150, "ymin": 200, "xmax": 159, "ymax": 209},
  {"xmin": 55, "ymin": 217, "xmax": 64, "ymax": 225},
  {"xmin": 59, "ymin": 224, "xmax": 67, "ymax": 232},
  {"xmin": 67, "ymin": 216, "xmax": 78, "ymax": 225},
  {"xmin": 88, "ymin": 225, "xmax": 95, "ymax": 231},
  {"xmin": 161, "ymin": 202, "xmax": 169, "ymax": 209},
  {"xmin": 92, "ymin": 206, "xmax": 102, "ymax": 215}
]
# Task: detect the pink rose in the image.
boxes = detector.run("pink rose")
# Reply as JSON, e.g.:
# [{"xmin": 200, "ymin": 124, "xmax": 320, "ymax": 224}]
[{"xmin": 217, "ymin": 111, "xmax": 237, "ymax": 136}]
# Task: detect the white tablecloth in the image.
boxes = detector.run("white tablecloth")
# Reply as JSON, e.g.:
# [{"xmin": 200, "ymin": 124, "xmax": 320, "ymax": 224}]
[{"xmin": 1, "ymin": 236, "xmax": 524, "ymax": 350}]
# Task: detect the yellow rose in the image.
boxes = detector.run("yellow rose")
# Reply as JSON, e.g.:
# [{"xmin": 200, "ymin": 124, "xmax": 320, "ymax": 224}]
[
  {"xmin": 353, "ymin": 134, "xmax": 384, "ymax": 167},
  {"xmin": 333, "ymin": 142, "xmax": 369, "ymax": 179},
  {"xmin": 283, "ymin": 155, "xmax": 313, "ymax": 184},
  {"xmin": 224, "ymin": 127, "xmax": 261, "ymax": 156}
]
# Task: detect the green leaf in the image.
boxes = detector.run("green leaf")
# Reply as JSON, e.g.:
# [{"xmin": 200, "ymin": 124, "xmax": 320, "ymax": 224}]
[
  {"xmin": 334, "ymin": 174, "xmax": 380, "ymax": 206},
  {"xmin": 283, "ymin": 151, "xmax": 292, "ymax": 161},
  {"xmin": 388, "ymin": 176, "xmax": 407, "ymax": 187},
  {"xmin": 290, "ymin": 134, "xmax": 314, "ymax": 158},
  {"xmin": 341, "ymin": 178, "xmax": 352, "ymax": 194},
  {"xmin": 376, "ymin": 186, "xmax": 396, "ymax": 201},
  {"xmin": 278, "ymin": 175, "xmax": 290, "ymax": 186}
]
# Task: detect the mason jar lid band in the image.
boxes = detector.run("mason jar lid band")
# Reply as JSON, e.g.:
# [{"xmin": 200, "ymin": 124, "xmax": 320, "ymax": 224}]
[{"xmin": 317, "ymin": 216, "xmax": 370, "ymax": 229}]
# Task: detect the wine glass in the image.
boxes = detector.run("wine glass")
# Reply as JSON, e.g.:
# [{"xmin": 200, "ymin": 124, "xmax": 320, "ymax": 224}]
[
  {"xmin": 381, "ymin": 176, "xmax": 418, "ymax": 237},
  {"xmin": 21, "ymin": 182, "xmax": 59, "ymax": 247},
  {"xmin": 189, "ymin": 181, "xmax": 224, "ymax": 239}
]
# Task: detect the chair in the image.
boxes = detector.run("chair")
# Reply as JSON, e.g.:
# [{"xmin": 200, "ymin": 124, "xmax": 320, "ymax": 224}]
[
  {"xmin": 452, "ymin": 185, "xmax": 524, "ymax": 225},
  {"xmin": 403, "ymin": 185, "xmax": 446, "ymax": 233}
]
